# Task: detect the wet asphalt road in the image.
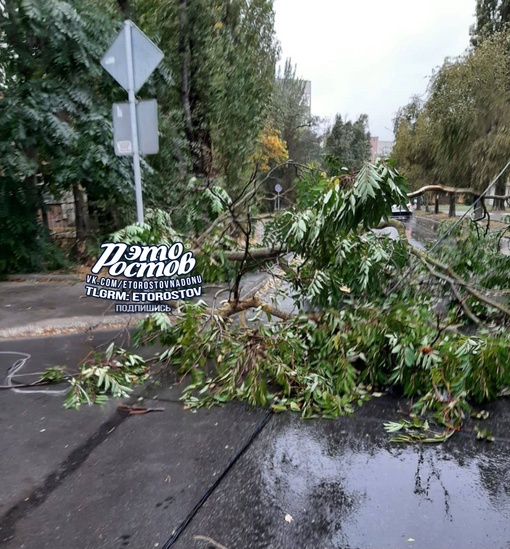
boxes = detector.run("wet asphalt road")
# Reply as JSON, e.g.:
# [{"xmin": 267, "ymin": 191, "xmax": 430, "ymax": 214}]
[
  {"xmin": 375, "ymin": 214, "xmax": 438, "ymax": 250},
  {"xmin": 174, "ymin": 405, "xmax": 510, "ymax": 549},
  {"xmin": 402, "ymin": 215, "xmax": 438, "ymax": 247},
  {"xmin": 0, "ymin": 332, "xmax": 509, "ymax": 549}
]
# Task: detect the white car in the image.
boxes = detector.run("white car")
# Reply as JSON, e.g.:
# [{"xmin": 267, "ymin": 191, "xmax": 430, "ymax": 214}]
[{"xmin": 391, "ymin": 202, "xmax": 414, "ymax": 216}]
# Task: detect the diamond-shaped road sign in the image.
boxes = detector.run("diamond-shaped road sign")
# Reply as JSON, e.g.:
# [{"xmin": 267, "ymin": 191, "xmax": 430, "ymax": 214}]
[
  {"xmin": 100, "ymin": 20, "xmax": 163, "ymax": 224},
  {"xmin": 100, "ymin": 22, "xmax": 163, "ymax": 93}
]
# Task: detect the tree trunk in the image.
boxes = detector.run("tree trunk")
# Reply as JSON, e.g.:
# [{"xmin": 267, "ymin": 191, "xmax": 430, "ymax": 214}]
[
  {"xmin": 416, "ymin": 195, "xmax": 422, "ymax": 210},
  {"xmin": 179, "ymin": 0, "xmax": 193, "ymax": 145},
  {"xmin": 493, "ymin": 179, "xmax": 507, "ymax": 210},
  {"xmin": 73, "ymin": 184, "xmax": 88, "ymax": 257},
  {"xmin": 24, "ymin": 147, "xmax": 39, "ymax": 219},
  {"xmin": 434, "ymin": 193, "xmax": 439, "ymax": 214},
  {"xmin": 177, "ymin": 0, "xmax": 213, "ymax": 179},
  {"xmin": 36, "ymin": 179, "xmax": 49, "ymax": 232},
  {"xmin": 39, "ymin": 195, "xmax": 49, "ymax": 232},
  {"xmin": 448, "ymin": 193, "xmax": 456, "ymax": 217},
  {"xmin": 178, "ymin": 0, "xmax": 199, "ymax": 175},
  {"xmin": 116, "ymin": 0, "xmax": 132, "ymax": 17}
]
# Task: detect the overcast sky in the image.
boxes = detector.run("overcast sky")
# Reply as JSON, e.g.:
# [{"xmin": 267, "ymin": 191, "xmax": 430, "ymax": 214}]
[{"xmin": 274, "ymin": 0, "xmax": 476, "ymax": 141}]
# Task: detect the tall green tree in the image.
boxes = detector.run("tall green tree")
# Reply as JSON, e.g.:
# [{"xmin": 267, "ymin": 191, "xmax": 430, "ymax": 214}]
[
  {"xmin": 138, "ymin": 0, "xmax": 279, "ymax": 195},
  {"xmin": 394, "ymin": 31, "xmax": 510, "ymax": 208},
  {"xmin": 273, "ymin": 60, "xmax": 322, "ymax": 165},
  {"xmin": 471, "ymin": 0, "xmax": 510, "ymax": 45},
  {"xmin": 325, "ymin": 114, "xmax": 371, "ymax": 172},
  {"xmin": 264, "ymin": 59, "xmax": 322, "ymax": 204},
  {"xmin": 0, "ymin": 0, "xmax": 135, "ymax": 272},
  {"xmin": 392, "ymin": 97, "xmax": 436, "ymax": 191}
]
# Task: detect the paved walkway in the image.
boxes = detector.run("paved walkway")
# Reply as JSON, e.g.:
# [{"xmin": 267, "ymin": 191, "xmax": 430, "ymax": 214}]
[{"xmin": 0, "ymin": 272, "xmax": 268, "ymax": 339}]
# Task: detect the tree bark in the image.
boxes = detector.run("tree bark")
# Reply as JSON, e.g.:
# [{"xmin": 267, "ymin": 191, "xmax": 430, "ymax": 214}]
[
  {"xmin": 39, "ymin": 193, "xmax": 49, "ymax": 232},
  {"xmin": 179, "ymin": 0, "xmax": 194, "ymax": 146},
  {"xmin": 448, "ymin": 192, "xmax": 456, "ymax": 217},
  {"xmin": 24, "ymin": 147, "xmax": 39, "ymax": 220},
  {"xmin": 73, "ymin": 184, "xmax": 88, "ymax": 257},
  {"xmin": 116, "ymin": 0, "xmax": 132, "ymax": 17},
  {"xmin": 408, "ymin": 184, "xmax": 510, "ymax": 201},
  {"xmin": 493, "ymin": 179, "xmax": 507, "ymax": 210}
]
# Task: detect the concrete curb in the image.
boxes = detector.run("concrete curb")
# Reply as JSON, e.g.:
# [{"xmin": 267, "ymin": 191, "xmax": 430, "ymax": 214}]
[
  {"xmin": 0, "ymin": 273, "xmax": 272, "ymax": 340},
  {"xmin": 5, "ymin": 274, "xmax": 82, "ymax": 283},
  {"xmin": 0, "ymin": 314, "xmax": 147, "ymax": 340}
]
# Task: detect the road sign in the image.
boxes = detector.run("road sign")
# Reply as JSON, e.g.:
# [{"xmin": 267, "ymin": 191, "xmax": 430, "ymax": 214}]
[
  {"xmin": 101, "ymin": 22, "xmax": 164, "ymax": 93},
  {"xmin": 112, "ymin": 100, "xmax": 159, "ymax": 156},
  {"xmin": 274, "ymin": 184, "xmax": 282, "ymax": 211},
  {"xmin": 100, "ymin": 20, "xmax": 164, "ymax": 224}
]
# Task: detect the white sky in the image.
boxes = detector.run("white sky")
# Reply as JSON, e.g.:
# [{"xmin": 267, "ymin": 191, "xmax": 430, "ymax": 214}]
[{"xmin": 274, "ymin": 0, "xmax": 476, "ymax": 141}]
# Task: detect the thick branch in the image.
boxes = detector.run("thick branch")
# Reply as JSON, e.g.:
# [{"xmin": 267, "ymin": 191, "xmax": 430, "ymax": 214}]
[
  {"xmin": 411, "ymin": 247, "xmax": 510, "ymax": 319},
  {"xmin": 408, "ymin": 184, "xmax": 510, "ymax": 201},
  {"xmin": 223, "ymin": 246, "xmax": 286, "ymax": 262},
  {"xmin": 217, "ymin": 296, "xmax": 291, "ymax": 321},
  {"xmin": 419, "ymin": 257, "xmax": 481, "ymax": 325}
]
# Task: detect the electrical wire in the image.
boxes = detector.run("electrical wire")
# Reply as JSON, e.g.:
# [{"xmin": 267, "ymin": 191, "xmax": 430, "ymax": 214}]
[
  {"xmin": 161, "ymin": 409, "xmax": 273, "ymax": 549},
  {"xmin": 388, "ymin": 158, "xmax": 510, "ymax": 294},
  {"xmin": 426, "ymin": 158, "xmax": 510, "ymax": 255}
]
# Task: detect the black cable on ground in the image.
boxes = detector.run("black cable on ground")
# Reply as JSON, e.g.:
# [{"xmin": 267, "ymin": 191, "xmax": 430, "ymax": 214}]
[{"xmin": 161, "ymin": 409, "xmax": 274, "ymax": 549}]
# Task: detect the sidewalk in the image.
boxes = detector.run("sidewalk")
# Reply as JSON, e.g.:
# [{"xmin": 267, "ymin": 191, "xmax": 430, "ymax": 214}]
[
  {"xmin": 0, "ymin": 271, "xmax": 268, "ymax": 339},
  {"xmin": 414, "ymin": 210, "xmax": 510, "ymax": 255}
]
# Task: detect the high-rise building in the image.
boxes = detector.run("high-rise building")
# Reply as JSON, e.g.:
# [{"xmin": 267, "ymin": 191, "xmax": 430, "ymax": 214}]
[{"xmin": 370, "ymin": 137, "xmax": 393, "ymax": 162}]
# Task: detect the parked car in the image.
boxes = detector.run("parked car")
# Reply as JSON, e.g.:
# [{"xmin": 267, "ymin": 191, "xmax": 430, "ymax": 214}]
[{"xmin": 391, "ymin": 202, "xmax": 414, "ymax": 216}]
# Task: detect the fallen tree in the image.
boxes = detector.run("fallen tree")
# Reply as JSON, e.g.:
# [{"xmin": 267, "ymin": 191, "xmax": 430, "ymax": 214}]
[
  {"xmin": 408, "ymin": 184, "xmax": 510, "ymax": 202},
  {"xmin": 63, "ymin": 163, "xmax": 510, "ymax": 442},
  {"xmin": 408, "ymin": 183, "xmax": 510, "ymax": 218}
]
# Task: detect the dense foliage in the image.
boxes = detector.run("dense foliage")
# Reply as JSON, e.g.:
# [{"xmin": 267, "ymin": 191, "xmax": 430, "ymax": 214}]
[
  {"xmin": 0, "ymin": 0, "xmax": 137, "ymax": 273},
  {"xmin": 471, "ymin": 0, "xmax": 510, "ymax": 46},
  {"xmin": 324, "ymin": 114, "xmax": 371, "ymax": 172},
  {"xmin": 138, "ymin": 0, "xmax": 279, "ymax": 190},
  {"xmin": 0, "ymin": 0, "xmax": 281, "ymax": 273}
]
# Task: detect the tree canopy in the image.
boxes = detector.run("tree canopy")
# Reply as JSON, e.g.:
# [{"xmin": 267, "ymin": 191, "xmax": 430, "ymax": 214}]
[
  {"xmin": 0, "ymin": 0, "xmax": 134, "ymax": 272},
  {"xmin": 0, "ymin": 0, "xmax": 281, "ymax": 273},
  {"xmin": 393, "ymin": 29, "xmax": 510, "ymax": 206},
  {"xmin": 471, "ymin": 0, "xmax": 510, "ymax": 45},
  {"xmin": 324, "ymin": 114, "xmax": 371, "ymax": 172}
]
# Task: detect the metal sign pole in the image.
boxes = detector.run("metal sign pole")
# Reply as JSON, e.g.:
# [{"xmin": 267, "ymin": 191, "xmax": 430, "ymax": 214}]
[
  {"xmin": 274, "ymin": 183, "xmax": 282, "ymax": 212},
  {"xmin": 124, "ymin": 20, "xmax": 144, "ymax": 224}
]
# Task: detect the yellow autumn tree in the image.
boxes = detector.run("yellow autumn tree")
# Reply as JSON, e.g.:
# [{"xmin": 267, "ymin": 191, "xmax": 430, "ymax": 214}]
[{"xmin": 250, "ymin": 126, "xmax": 289, "ymax": 172}]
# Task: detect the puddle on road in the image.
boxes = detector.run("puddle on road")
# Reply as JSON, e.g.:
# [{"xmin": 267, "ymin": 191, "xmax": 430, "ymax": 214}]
[
  {"xmin": 257, "ymin": 417, "xmax": 510, "ymax": 549},
  {"xmin": 372, "ymin": 216, "xmax": 437, "ymax": 250}
]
